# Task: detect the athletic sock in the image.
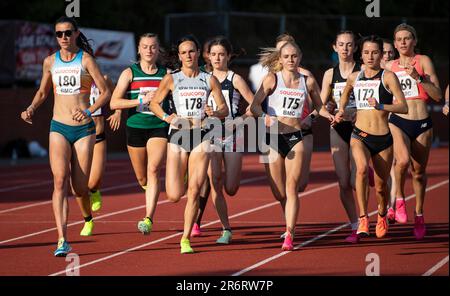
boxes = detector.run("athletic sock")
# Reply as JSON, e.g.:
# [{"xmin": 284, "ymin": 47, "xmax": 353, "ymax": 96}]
[{"xmin": 196, "ymin": 194, "xmax": 210, "ymax": 225}]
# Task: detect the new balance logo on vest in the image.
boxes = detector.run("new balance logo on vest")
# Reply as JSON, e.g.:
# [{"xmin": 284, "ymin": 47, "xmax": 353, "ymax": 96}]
[{"xmin": 421, "ymin": 122, "xmax": 428, "ymax": 128}]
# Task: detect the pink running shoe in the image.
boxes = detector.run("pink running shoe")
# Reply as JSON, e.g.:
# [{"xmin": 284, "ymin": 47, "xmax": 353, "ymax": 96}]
[
  {"xmin": 413, "ymin": 215, "xmax": 426, "ymax": 240},
  {"xmin": 281, "ymin": 233, "xmax": 294, "ymax": 251},
  {"xmin": 368, "ymin": 166, "xmax": 375, "ymax": 187},
  {"xmin": 191, "ymin": 223, "xmax": 201, "ymax": 237},
  {"xmin": 387, "ymin": 208, "xmax": 396, "ymax": 224},
  {"xmin": 345, "ymin": 230, "xmax": 359, "ymax": 244},
  {"xmin": 395, "ymin": 198, "xmax": 408, "ymax": 224}
]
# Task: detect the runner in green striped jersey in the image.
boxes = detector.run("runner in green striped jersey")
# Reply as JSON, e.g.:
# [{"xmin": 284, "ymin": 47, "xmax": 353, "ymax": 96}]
[{"xmin": 110, "ymin": 33, "xmax": 169, "ymax": 235}]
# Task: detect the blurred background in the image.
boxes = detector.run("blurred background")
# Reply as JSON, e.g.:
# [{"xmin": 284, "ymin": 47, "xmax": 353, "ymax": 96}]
[{"xmin": 0, "ymin": 0, "xmax": 448, "ymax": 161}]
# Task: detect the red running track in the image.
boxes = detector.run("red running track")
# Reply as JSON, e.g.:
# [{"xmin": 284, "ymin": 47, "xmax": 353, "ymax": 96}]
[{"xmin": 0, "ymin": 149, "xmax": 447, "ymax": 276}]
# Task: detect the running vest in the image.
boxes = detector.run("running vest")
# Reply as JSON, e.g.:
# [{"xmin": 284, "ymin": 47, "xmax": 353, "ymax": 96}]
[
  {"xmin": 266, "ymin": 72, "xmax": 307, "ymax": 118},
  {"xmin": 207, "ymin": 71, "xmax": 241, "ymax": 119},
  {"xmin": 89, "ymin": 83, "xmax": 102, "ymax": 116},
  {"xmin": 331, "ymin": 63, "xmax": 361, "ymax": 109},
  {"xmin": 51, "ymin": 50, "xmax": 93, "ymax": 95},
  {"xmin": 170, "ymin": 70, "xmax": 211, "ymax": 119},
  {"xmin": 354, "ymin": 70, "xmax": 393, "ymax": 110},
  {"xmin": 126, "ymin": 63, "xmax": 168, "ymax": 129},
  {"xmin": 391, "ymin": 55, "xmax": 428, "ymax": 101}
]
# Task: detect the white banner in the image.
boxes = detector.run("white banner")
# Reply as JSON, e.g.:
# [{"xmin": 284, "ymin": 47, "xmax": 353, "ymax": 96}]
[{"xmin": 81, "ymin": 27, "xmax": 136, "ymax": 82}]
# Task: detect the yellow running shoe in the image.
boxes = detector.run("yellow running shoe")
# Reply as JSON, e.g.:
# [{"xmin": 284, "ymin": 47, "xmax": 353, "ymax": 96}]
[
  {"xmin": 180, "ymin": 238, "xmax": 194, "ymax": 254},
  {"xmin": 90, "ymin": 190, "xmax": 102, "ymax": 212},
  {"xmin": 137, "ymin": 217, "xmax": 152, "ymax": 235},
  {"xmin": 80, "ymin": 220, "xmax": 94, "ymax": 236}
]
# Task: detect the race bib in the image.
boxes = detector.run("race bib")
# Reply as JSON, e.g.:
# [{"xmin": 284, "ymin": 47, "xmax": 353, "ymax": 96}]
[
  {"xmin": 332, "ymin": 82, "xmax": 346, "ymax": 109},
  {"xmin": 177, "ymin": 89, "xmax": 207, "ymax": 119},
  {"xmin": 137, "ymin": 87, "xmax": 157, "ymax": 115},
  {"xmin": 395, "ymin": 71, "xmax": 419, "ymax": 99},
  {"xmin": 89, "ymin": 84, "xmax": 102, "ymax": 116},
  {"xmin": 53, "ymin": 66, "xmax": 81, "ymax": 95},
  {"xmin": 267, "ymin": 88, "xmax": 305, "ymax": 118},
  {"xmin": 354, "ymin": 80, "xmax": 380, "ymax": 110},
  {"xmin": 207, "ymin": 90, "xmax": 231, "ymax": 119}
]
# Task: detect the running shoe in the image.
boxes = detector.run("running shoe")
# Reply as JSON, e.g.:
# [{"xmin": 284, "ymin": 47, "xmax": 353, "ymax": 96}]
[
  {"xmin": 180, "ymin": 238, "xmax": 194, "ymax": 254},
  {"xmin": 345, "ymin": 230, "xmax": 360, "ymax": 244},
  {"xmin": 375, "ymin": 214, "xmax": 388, "ymax": 238},
  {"xmin": 141, "ymin": 185, "xmax": 147, "ymax": 191},
  {"xmin": 281, "ymin": 232, "xmax": 294, "ymax": 251},
  {"xmin": 80, "ymin": 220, "xmax": 94, "ymax": 236},
  {"xmin": 280, "ymin": 232, "xmax": 287, "ymax": 239},
  {"xmin": 137, "ymin": 217, "xmax": 152, "ymax": 235},
  {"xmin": 357, "ymin": 216, "xmax": 370, "ymax": 237},
  {"xmin": 368, "ymin": 166, "xmax": 375, "ymax": 187},
  {"xmin": 395, "ymin": 198, "xmax": 408, "ymax": 223},
  {"xmin": 191, "ymin": 223, "xmax": 201, "ymax": 237},
  {"xmin": 216, "ymin": 230, "xmax": 232, "ymax": 244},
  {"xmin": 413, "ymin": 215, "xmax": 426, "ymax": 240},
  {"xmin": 54, "ymin": 238, "xmax": 72, "ymax": 257},
  {"xmin": 387, "ymin": 207, "xmax": 396, "ymax": 224},
  {"xmin": 90, "ymin": 190, "xmax": 102, "ymax": 212}
]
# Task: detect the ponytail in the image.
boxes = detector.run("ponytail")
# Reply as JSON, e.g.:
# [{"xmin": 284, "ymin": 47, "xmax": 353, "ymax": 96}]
[{"xmin": 259, "ymin": 47, "xmax": 282, "ymax": 73}]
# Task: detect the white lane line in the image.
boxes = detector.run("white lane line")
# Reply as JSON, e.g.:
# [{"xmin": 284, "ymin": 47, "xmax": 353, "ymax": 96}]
[
  {"xmin": 0, "ymin": 169, "xmax": 132, "ymax": 193},
  {"xmin": 0, "ymin": 176, "xmax": 267, "ymax": 245},
  {"xmin": 0, "ymin": 180, "xmax": 139, "ymax": 214},
  {"xmin": 422, "ymin": 255, "xmax": 449, "ymax": 276},
  {"xmin": 232, "ymin": 179, "xmax": 449, "ymax": 276},
  {"xmin": 0, "ymin": 181, "xmax": 53, "ymax": 193},
  {"xmin": 49, "ymin": 181, "xmax": 338, "ymax": 276}
]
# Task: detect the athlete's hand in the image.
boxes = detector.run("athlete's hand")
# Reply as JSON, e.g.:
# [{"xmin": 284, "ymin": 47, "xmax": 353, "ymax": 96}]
[
  {"xmin": 334, "ymin": 110, "xmax": 344, "ymax": 124},
  {"xmin": 107, "ymin": 110, "xmax": 122, "ymax": 131},
  {"xmin": 72, "ymin": 108, "xmax": 89, "ymax": 122},
  {"xmin": 165, "ymin": 113, "xmax": 178, "ymax": 124},
  {"xmin": 401, "ymin": 60, "xmax": 420, "ymax": 81},
  {"xmin": 142, "ymin": 91, "xmax": 156, "ymax": 105},
  {"xmin": 21, "ymin": 106, "xmax": 34, "ymax": 124},
  {"xmin": 205, "ymin": 105, "xmax": 215, "ymax": 117},
  {"xmin": 443, "ymin": 103, "xmax": 449, "ymax": 116},
  {"xmin": 367, "ymin": 97, "xmax": 379, "ymax": 109},
  {"xmin": 300, "ymin": 115, "xmax": 312, "ymax": 130}
]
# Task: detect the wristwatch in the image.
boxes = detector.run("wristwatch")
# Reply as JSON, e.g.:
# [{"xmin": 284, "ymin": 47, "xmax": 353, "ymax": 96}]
[{"xmin": 416, "ymin": 76, "xmax": 423, "ymax": 83}]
